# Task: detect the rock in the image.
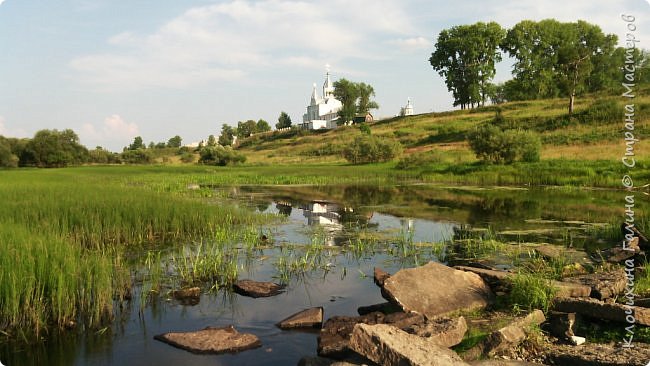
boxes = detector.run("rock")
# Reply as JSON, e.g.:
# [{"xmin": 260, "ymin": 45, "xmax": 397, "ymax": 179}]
[
  {"xmin": 635, "ymin": 298, "xmax": 650, "ymax": 308},
  {"xmin": 547, "ymin": 343, "xmax": 650, "ymax": 366},
  {"xmin": 552, "ymin": 280, "xmax": 592, "ymax": 298},
  {"xmin": 553, "ymin": 297, "xmax": 650, "ymax": 326},
  {"xmin": 402, "ymin": 316, "xmax": 467, "ymax": 348},
  {"xmin": 358, "ymin": 302, "xmax": 401, "ymax": 315},
  {"xmin": 569, "ymin": 335, "xmax": 585, "ymax": 346},
  {"xmin": 374, "ymin": 267, "xmax": 390, "ymax": 287},
  {"xmin": 563, "ymin": 268, "xmax": 627, "ymax": 300},
  {"xmin": 383, "ymin": 262, "xmax": 493, "ymax": 318},
  {"xmin": 317, "ymin": 311, "xmax": 424, "ymax": 358},
  {"xmin": 534, "ymin": 245, "xmax": 591, "ymax": 265},
  {"xmin": 277, "ymin": 307, "xmax": 324, "ymax": 329},
  {"xmin": 153, "ymin": 325, "xmax": 261, "ymax": 354},
  {"xmin": 233, "ymin": 279, "xmax": 285, "ymax": 298},
  {"xmin": 469, "ymin": 362, "xmax": 544, "ymax": 366},
  {"xmin": 480, "ymin": 310, "xmax": 546, "ymax": 357},
  {"xmin": 297, "ymin": 355, "xmax": 378, "ymax": 366},
  {"xmin": 172, "ymin": 287, "xmax": 201, "ymax": 305},
  {"xmin": 349, "ymin": 323, "xmax": 469, "ymax": 366},
  {"xmin": 546, "ymin": 311, "xmax": 576, "ymax": 341},
  {"xmin": 602, "ymin": 247, "xmax": 636, "ymax": 263},
  {"xmin": 186, "ymin": 183, "xmax": 200, "ymax": 190}
]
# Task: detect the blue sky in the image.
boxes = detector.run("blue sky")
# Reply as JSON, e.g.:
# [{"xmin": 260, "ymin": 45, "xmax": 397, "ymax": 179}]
[{"xmin": 1, "ymin": 0, "xmax": 649, "ymax": 151}]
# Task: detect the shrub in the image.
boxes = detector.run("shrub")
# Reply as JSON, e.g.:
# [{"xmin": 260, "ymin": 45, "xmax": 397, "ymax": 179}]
[
  {"xmin": 199, "ymin": 146, "xmax": 246, "ymax": 166},
  {"xmin": 120, "ymin": 149, "xmax": 153, "ymax": 164},
  {"xmin": 395, "ymin": 150, "xmax": 444, "ymax": 169},
  {"xmin": 342, "ymin": 135, "xmax": 402, "ymax": 164},
  {"xmin": 505, "ymin": 274, "xmax": 557, "ymax": 313},
  {"xmin": 468, "ymin": 125, "xmax": 541, "ymax": 164},
  {"xmin": 180, "ymin": 152, "xmax": 195, "ymax": 163}
]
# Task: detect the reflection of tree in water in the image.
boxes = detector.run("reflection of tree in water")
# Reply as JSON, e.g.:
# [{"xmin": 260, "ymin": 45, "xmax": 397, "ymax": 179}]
[
  {"xmin": 276, "ymin": 203, "xmax": 292, "ymax": 216},
  {"xmin": 337, "ymin": 207, "xmax": 376, "ymax": 229},
  {"xmin": 342, "ymin": 186, "xmax": 395, "ymax": 206},
  {"xmin": 255, "ymin": 200, "xmax": 271, "ymax": 213},
  {"xmin": 467, "ymin": 197, "xmax": 541, "ymax": 227}
]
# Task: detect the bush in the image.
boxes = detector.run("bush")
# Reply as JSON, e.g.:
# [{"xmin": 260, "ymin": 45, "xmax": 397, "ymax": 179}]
[
  {"xmin": 468, "ymin": 125, "xmax": 541, "ymax": 164},
  {"xmin": 395, "ymin": 150, "xmax": 444, "ymax": 169},
  {"xmin": 342, "ymin": 135, "xmax": 402, "ymax": 164},
  {"xmin": 120, "ymin": 149, "xmax": 153, "ymax": 164},
  {"xmin": 199, "ymin": 146, "xmax": 246, "ymax": 166},
  {"xmin": 180, "ymin": 152, "xmax": 195, "ymax": 163}
]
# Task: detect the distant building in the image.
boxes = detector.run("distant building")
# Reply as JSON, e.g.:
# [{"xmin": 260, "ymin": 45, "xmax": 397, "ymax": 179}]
[
  {"xmin": 301, "ymin": 68, "xmax": 342, "ymax": 130},
  {"xmin": 400, "ymin": 98, "xmax": 414, "ymax": 116}
]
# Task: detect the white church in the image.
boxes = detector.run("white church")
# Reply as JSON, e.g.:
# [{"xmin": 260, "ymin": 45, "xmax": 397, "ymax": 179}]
[{"xmin": 301, "ymin": 68, "xmax": 343, "ymax": 130}]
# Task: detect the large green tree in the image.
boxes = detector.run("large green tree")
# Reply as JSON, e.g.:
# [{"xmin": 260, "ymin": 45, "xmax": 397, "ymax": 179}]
[
  {"xmin": 430, "ymin": 22, "xmax": 505, "ymax": 109},
  {"xmin": 333, "ymin": 79, "xmax": 379, "ymax": 124},
  {"xmin": 276, "ymin": 111, "xmax": 292, "ymax": 129},
  {"xmin": 502, "ymin": 19, "xmax": 617, "ymax": 113},
  {"xmin": 128, "ymin": 136, "xmax": 144, "ymax": 150},
  {"xmin": 218, "ymin": 124, "xmax": 235, "ymax": 146},
  {"xmin": 256, "ymin": 119, "xmax": 271, "ymax": 133},
  {"xmin": 236, "ymin": 120, "xmax": 257, "ymax": 138},
  {"xmin": 0, "ymin": 136, "xmax": 18, "ymax": 167},
  {"xmin": 356, "ymin": 83, "xmax": 379, "ymax": 114},
  {"xmin": 167, "ymin": 135, "xmax": 182, "ymax": 148},
  {"xmin": 26, "ymin": 129, "xmax": 88, "ymax": 168}
]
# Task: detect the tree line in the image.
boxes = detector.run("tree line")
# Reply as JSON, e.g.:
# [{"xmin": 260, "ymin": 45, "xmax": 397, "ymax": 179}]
[{"xmin": 430, "ymin": 19, "xmax": 649, "ymax": 113}]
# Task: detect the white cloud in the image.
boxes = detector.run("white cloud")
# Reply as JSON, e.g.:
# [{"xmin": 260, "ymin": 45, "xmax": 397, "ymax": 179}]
[
  {"xmin": 71, "ymin": 0, "xmax": 415, "ymax": 90},
  {"xmin": 80, "ymin": 115, "xmax": 139, "ymax": 148},
  {"xmin": 389, "ymin": 37, "xmax": 432, "ymax": 51}
]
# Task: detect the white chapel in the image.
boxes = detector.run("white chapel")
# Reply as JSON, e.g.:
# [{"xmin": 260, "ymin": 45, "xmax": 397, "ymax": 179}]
[{"xmin": 301, "ymin": 68, "xmax": 342, "ymax": 130}]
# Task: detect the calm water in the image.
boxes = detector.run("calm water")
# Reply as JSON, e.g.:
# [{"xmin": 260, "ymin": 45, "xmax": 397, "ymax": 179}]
[{"xmin": 0, "ymin": 184, "xmax": 638, "ymax": 366}]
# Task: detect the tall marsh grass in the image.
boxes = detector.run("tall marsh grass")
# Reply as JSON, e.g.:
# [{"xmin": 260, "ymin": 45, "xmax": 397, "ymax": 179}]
[{"xmin": 0, "ymin": 168, "xmax": 267, "ymax": 338}]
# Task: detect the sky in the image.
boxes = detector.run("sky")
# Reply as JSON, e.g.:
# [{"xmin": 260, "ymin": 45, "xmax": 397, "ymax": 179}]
[{"xmin": 1, "ymin": 0, "xmax": 649, "ymax": 151}]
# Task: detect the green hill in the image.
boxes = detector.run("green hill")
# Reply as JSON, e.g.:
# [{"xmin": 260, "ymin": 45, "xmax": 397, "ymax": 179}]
[{"xmin": 236, "ymin": 88, "xmax": 650, "ymax": 167}]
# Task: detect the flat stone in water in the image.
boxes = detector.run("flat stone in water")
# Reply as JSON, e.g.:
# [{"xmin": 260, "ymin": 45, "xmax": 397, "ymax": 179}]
[
  {"xmin": 233, "ymin": 279, "xmax": 285, "ymax": 298},
  {"xmin": 277, "ymin": 307, "xmax": 324, "ymax": 329},
  {"xmin": 383, "ymin": 262, "xmax": 493, "ymax": 318},
  {"xmin": 154, "ymin": 325, "xmax": 261, "ymax": 354}
]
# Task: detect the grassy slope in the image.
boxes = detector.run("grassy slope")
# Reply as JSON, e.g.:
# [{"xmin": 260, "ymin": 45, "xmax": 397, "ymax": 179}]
[{"xmin": 234, "ymin": 89, "xmax": 650, "ymax": 187}]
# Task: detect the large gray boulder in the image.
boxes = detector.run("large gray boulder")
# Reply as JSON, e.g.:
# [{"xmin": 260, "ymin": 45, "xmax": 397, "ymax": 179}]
[
  {"xmin": 382, "ymin": 262, "xmax": 493, "ymax": 318},
  {"xmin": 349, "ymin": 323, "xmax": 469, "ymax": 366},
  {"xmin": 553, "ymin": 297, "xmax": 650, "ymax": 326},
  {"xmin": 318, "ymin": 311, "xmax": 425, "ymax": 358},
  {"xmin": 563, "ymin": 268, "xmax": 628, "ymax": 300},
  {"xmin": 154, "ymin": 325, "xmax": 261, "ymax": 354}
]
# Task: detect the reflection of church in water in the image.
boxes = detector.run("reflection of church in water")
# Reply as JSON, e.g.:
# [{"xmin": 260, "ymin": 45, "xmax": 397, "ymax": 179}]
[{"xmin": 275, "ymin": 200, "xmax": 375, "ymax": 246}]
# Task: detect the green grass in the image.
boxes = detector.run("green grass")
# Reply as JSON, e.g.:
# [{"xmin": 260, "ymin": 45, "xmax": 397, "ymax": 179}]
[{"xmin": 0, "ymin": 167, "xmax": 270, "ymax": 337}]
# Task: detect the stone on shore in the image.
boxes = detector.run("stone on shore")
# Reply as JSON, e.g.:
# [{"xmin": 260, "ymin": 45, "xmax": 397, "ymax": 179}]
[
  {"xmin": 374, "ymin": 267, "xmax": 391, "ymax": 287},
  {"xmin": 469, "ymin": 362, "xmax": 544, "ymax": 366},
  {"xmin": 480, "ymin": 310, "xmax": 546, "ymax": 357},
  {"xmin": 233, "ymin": 279, "xmax": 285, "ymax": 298},
  {"xmin": 154, "ymin": 325, "xmax": 261, "ymax": 354},
  {"xmin": 171, "ymin": 287, "xmax": 201, "ymax": 305},
  {"xmin": 563, "ymin": 268, "xmax": 627, "ymax": 300},
  {"xmin": 402, "ymin": 316, "xmax": 467, "ymax": 348},
  {"xmin": 553, "ymin": 297, "xmax": 650, "ymax": 326},
  {"xmin": 277, "ymin": 307, "xmax": 324, "ymax": 329},
  {"xmin": 547, "ymin": 343, "xmax": 650, "ymax": 366},
  {"xmin": 317, "ymin": 311, "xmax": 424, "ymax": 358},
  {"xmin": 382, "ymin": 262, "xmax": 493, "ymax": 318},
  {"xmin": 546, "ymin": 311, "xmax": 576, "ymax": 341},
  {"xmin": 357, "ymin": 302, "xmax": 400, "ymax": 315},
  {"xmin": 349, "ymin": 323, "xmax": 469, "ymax": 366}
]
